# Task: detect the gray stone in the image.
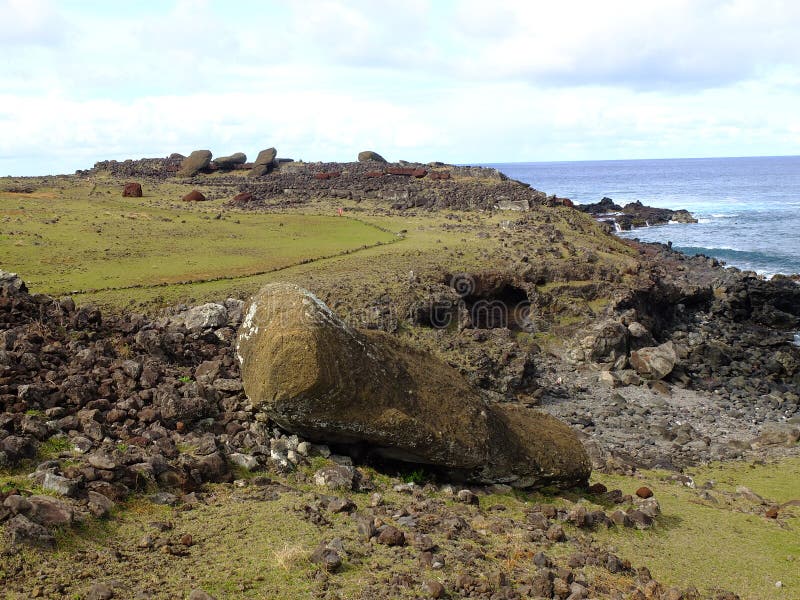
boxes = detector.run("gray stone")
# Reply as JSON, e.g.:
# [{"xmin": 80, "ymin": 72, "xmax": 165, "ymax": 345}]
[
  {"xmin": 189, "ymin": 591, "xmax": 218, "ymax": 600},
  {"xmin": 178, "ymin": 150, "xmax": 212, "ymax": 177},
  {"xmin": 357, "ymin": 150, "xmax": 387, "ymax": 163},
  {"xmin": 229, "ymin": 453, "xmax": 259, "ymax": 471},
  {"xmin": 630, "ymin": 342, "xmax": 678, "ymax": 380},
  {"xmin": 3, "ymin": 494, "xmax": 32, "ymax": 514},
  {"xmin": 213, "ymin": 152, "xmax": 247, "ymax": 169},
  {"xmin": 250, "ymin": 148, "xmax": 277, "ymax": 177},
  {"xmin": 88, "ymin": 491, "xmax": 115, "ymax": 517},
  {"xmin": 86, "ymin": 583, "xmax": 114, "ymax": 600},
  {"xmin": 5, "ymin": 514, "xmax": 55, "ymax": 548},
  {"xmin": 42, "ymin": 472, "xmax": 79, "ymax": 497},
  {"xmin": 313, "ymin": 465, "xmax": 356, "ymax": 491},
  {"xmin": 172, "ymin": 303, "xmax": 228, "ymax": 331}
]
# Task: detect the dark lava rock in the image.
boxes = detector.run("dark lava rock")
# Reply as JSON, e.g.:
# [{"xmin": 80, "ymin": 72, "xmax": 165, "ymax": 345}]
[
  {"xmin": 213, "ymin": 152, "xmax": 247, "ymax": 170},
  {"xmin": 377, "ymin": 525, "xmax": 405, "ymax": 546}
]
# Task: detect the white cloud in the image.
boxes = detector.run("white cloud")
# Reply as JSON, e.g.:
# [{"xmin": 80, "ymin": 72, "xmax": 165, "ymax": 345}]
[
  {"xmin": 0, "ymin": 0, "xmax": 67, "ymax": 46},
  {"xmin": 0, "ymin": 0, "xmax": 799, "ymax": 175}
]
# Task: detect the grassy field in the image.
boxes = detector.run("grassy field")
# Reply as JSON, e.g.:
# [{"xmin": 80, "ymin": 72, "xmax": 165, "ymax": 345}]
[
  {"xmin": 2, "ymin": 457, "xmax": 797, "ymax": 599},
  {"xmin": 595, "ymin": 458, "xmax": 800, "ymax": 600},
  {"xmin": 0, "ymin": 178, "xmax": 637, "ymax": 314},
  {"xmin": 0, "ymin": 184, "xmax": 397, "ymax": 298}
]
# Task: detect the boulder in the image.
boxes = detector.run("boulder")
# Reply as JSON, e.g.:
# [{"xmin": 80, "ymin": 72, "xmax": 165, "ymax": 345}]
[
  {"xmin": 122, "ymin": 182, "xmax": 143, "ymax": 197},
  {"xmin": 357, "ymin": 150, "xmax": 387, "ymax": 163},
  {"xmin": 28, "ymin": 495, "xmax": 73, "ymax": 527},
  {"xmin": 232, "ymin": 191, "xmax": 254, "ymax": 204},
  {"xmin": 237, "ymin": 283, "xmax": 590, "ymax": 488},
  {"xmin": 182, "ymin": 190, "xmax": 207, "ymax": 202},
  {"xmin": 177, "ymin": 150, "xmax": 212, "ymax": 177},
  {"xmin": 630, "ymin": 341, "xmax": 678, "ymax": 380},
  {"xmin": 171, "ymin": 303, "xmax": 228, "ymax": 330},
  {"xmin": 213, "ymin": 152, "xmax": 247, "ymax": 170},
  {"xmin": 250, "ymin": 148, "xmax": 277, "ymax": 177},
  {"xmin": 569, "ymin": 319, "xmax": 629, "ymax": 368},
  {"xmin": 4, "ymin": 514, "xmax": 55, "ymax": 548}
]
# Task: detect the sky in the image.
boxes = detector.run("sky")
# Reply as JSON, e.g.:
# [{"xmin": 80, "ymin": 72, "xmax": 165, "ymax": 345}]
[{"xmin": 1, "ymin": 0, "xmax": 799, "ymax": 175}]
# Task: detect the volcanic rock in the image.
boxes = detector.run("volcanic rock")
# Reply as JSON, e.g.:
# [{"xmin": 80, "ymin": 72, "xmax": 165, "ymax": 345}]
[
  {"xmin": 232, "ymin": 192, "xmax": 254, "ymax": 204},
  {"xmin": 236, "ymin": 283, "xmax": 590, "ymax": 488},
  {"xmin": 630, "ymin": 342, "xmax": 678, "ymax": 380},
  {"xmin": 182, "ymin": 190, "xmax": 207, "ymax": 202},
  {"xmin": 177, "ymin": 150, "xmax": 212, "ymax": 177},
  {"xmin": 358, "ymin": 150, "xmax": 387, "ymax": 163},
  {"xmin": 250, "ymin": 148, "xmax": 277, "ymax": 177},
  {"xmin": 122, "ymin": 182, "xmax": 143, "ymax": 197},
  {"xmin": 213, "ymin": 152, "xmax": 247, "ymax": 170}
]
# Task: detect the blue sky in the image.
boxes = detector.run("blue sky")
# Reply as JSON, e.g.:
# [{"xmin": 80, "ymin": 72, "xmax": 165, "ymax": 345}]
[{"xmin": 1, "ymin": 0, "xmax": 799, "ymax": 175}]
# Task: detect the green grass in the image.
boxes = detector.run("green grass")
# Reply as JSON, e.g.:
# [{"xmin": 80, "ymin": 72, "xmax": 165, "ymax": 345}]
[
  {"xmin": 0, "ymin": 185, "xmax": 395, "ymax": 296},
  {"xmin": 593, "ymin": 458, "xmax": 800, "ymax": 600}
]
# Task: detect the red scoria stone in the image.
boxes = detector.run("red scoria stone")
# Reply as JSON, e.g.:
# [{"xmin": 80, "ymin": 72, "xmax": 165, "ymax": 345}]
[
  {"xmin": 181, "ymin": 190, "xmax": 207, "ymax": 202},
  {"xmin": 122, "ymin": 182, "xmax": 143, "ymax": 197}
]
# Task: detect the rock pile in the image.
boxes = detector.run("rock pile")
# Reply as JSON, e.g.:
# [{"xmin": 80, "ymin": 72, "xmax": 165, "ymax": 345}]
[{"xmin": 0, "ymin": 271, "xmax": 331, "ymax": 545}]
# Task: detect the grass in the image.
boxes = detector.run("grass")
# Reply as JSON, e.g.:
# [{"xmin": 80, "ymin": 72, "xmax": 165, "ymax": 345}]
[
  {"xmin": 593, "ymin": 457, "xmax": 800, "ymax": 600},
  {"xmin": 0, "ymin": 183, "xmax": 395, "ymax": 297}
]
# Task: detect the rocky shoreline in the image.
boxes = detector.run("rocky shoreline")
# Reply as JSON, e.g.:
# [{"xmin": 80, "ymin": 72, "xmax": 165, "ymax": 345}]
[
  {"xmin": 2, "ymin": 151, "xmax": 799, "ymax": 598},
  {"xmin": 577, "ymin": 197, "xmax": 697, "ymax": 230}
]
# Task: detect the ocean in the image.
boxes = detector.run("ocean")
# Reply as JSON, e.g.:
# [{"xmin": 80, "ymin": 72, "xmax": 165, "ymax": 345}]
[{"xmin": 486, "ymin": 156, "xmax": 800, "ymax": 278}]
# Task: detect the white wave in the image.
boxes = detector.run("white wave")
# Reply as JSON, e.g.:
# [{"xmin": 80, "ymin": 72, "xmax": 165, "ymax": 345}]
[
  {"xmin": 709, "ymin": 213, "xmax": 739, "ymax": 218},
  {"xmin": 696, "ymin": 218, "xmax": 712, "ymax": 224},
  {"xmin": 793, "ymin": 333, "xmax": 800, "ymax": 347}
]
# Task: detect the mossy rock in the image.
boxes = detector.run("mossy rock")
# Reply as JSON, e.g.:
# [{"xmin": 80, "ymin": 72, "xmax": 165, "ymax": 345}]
[
  {"xmin": 236, "ymin": 283, "xmax": 590, "ymax": 488},
  {"xmin": 177, "ymin": 150, "xmax": 212, "ymax": 177}
]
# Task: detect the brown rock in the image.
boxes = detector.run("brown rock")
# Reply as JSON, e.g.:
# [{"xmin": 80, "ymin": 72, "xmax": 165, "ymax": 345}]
[
  {"xmin": 635, "ymin": 486, "xmax": 654, "ymax": 499},
  {"xmin": 423, "ymin": 580, "xmax": 445, "ymax": 598},
  {"xmin": 250, "ymin": 148, "xmax": 277, "ymax": 177},
  {"xmin": 86, "ymin": 583, "xmax": 114, "ymax": 600},
  {"xmin": 122, "ymin": 183, "xmax": 142, "ymax": 197},
  {"xmin": 314, "ymin": 172, "xmax": 341, "ymax": 180},
  {"xmin": 377, "ymin": 526, "xmax": 405, "ymax": 546},
  {"xmin": 386, "ymin": 167, "xmax": 418, "ymax": 176},
  {"xmin": 182, "ymin": 190, "xmax": 207, "ymax": 202},
  {"xmin": 213, "ymin": 152, "xmax": 246, "ymax": 169},
  {"xmin": 231, "ymin": 192, "xmax": 254, "ymax": 204},
  {"xmin": 178, "ymin": 150, "xmax": 212, "ymax": 177},
  {"xmin": 765, "ymin": 506, "xmax": 779, "ymax": 519},
  {"xmin": 357, "ymin": 150, "xmax": 387, "ymax": 163},
  {"xmin": 237, "ymin": 283, "xmax": 591, "ymax": 488}
]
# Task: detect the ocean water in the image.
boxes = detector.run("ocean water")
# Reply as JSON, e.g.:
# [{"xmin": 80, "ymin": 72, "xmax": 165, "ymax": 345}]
[{"xmin": 486, "ymin": 156, "xmax": 800, "ymax": 277}]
